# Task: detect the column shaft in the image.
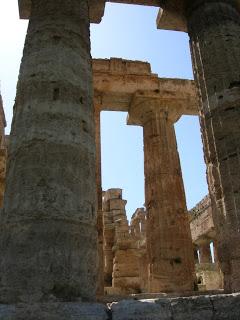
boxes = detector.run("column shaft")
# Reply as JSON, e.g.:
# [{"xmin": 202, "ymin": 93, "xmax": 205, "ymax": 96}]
[
  {"xmin": 0, "ymin": 0, "xmax": 97, "ymax": 302},
  {"xmin": 194, "ymin": 247, "xmax": 199, "ymax": 264},
  {"xmin": 199, "ymin": 242, "xmax": 212, "ymax": 264},
  {"xmin": 144, "ymin": 111, "xmax": 195, "ymax": 292},
  {"xmin": 188, "ymin": 0, "xmax": 240, "ymax": 291},
  {"xmin": 95, "ymin": 106, "xmax": 104, "ymax": 296}
]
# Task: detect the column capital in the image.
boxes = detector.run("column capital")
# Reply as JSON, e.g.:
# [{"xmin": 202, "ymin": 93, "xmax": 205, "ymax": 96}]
[
  {"xmin": 18, "ymin": 0, "xmax": 106, "ymax": 23},
  {"xmin": 127, "ymin": 91, "xmax": 183, "ymax": 126},
  {"xmin": 157, "ymin": 0, "xmax": 240, "ymax": 32}
]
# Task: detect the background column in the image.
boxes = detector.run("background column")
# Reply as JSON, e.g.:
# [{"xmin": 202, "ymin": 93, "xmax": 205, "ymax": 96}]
[
  {"xmin": 199, "ymin": 241, "xmax": 212, "ymax": 264},
  {"xmin": 128, "ymin": 100, "xmax": 195, "ymax": 292}
]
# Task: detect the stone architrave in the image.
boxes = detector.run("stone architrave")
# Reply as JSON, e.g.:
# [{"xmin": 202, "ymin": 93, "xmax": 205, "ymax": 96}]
[
  {"xmin": 128, "ymin": 93, "xmax": 195, "ymax": 292},
  {"xmin": 0, "ymin": 0, "xmax": 98, "ymax": 303},
  {"xmin": 157, "ymin": 0, "xmax": 240, "ymax": 292}
]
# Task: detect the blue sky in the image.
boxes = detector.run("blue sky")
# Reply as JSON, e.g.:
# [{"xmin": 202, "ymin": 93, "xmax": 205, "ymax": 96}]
[{"xmin": 0, "ymin": 2, "xmax": 208, "ymax": 219}]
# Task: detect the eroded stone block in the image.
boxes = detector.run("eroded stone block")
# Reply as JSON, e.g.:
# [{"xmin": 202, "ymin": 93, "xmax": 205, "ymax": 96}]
[
  {"xmin": 111, "ymin": 299, "xmax": 172, "ymax": 320},
  {"xmin": 170, "ymin": 296, "xmax": 213, "ymax": 320},
  {"xmin": 211, "ymin": 294, "xmax": 240, "ymax": 320},
  {"xmin": 0, "ymin": 303, "xmax": 109, "ymax": 320}
]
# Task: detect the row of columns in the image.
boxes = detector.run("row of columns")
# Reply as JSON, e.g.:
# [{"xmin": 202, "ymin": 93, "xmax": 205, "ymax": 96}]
[
  {"xmin": 194, "ymin": 241, "xmax": 217, "ymax": 265},
  {"xmin": 0, "ymin": 0, "xmax": 239, "ymax": 303}
]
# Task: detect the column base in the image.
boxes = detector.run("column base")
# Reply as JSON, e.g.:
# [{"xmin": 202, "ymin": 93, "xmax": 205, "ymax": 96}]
[{"xmin": 148, "ymin": 276, "xmax": 195, "ymax": 293}]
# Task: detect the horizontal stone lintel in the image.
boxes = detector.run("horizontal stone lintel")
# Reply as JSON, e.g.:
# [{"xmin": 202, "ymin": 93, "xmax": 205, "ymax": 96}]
[
  {"xmin": 93, "ymin": 58, "xmax": 199, "ymax": 115},
  {"xmin": 18, "ymin": 0, "xmax": 161, "ymax": 23},
  {"xmin": 156, "ymin": 8, "xmax": 187, "ymax": 32}
]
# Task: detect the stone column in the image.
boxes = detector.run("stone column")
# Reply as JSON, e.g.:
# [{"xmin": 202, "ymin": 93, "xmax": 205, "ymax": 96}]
[
  {"xmin": 194, "ymin": 247, "xmax": 199, "ymax": 265},
  {"xmin": 0, "ymin": 0, "xmax": 97, "ymax": 303},
  {"xmin": 0, "ymin": 149, "xmax": 6, "ymax": 208},
  {"xmin": 0, "ymin": 94, "xmax": 7, "ymax": 208},
  {"xmin": 199, "ymin": 241, "xmax": 212, "ymax": 264},
  {"xmin": 94, "ymin": 103, "xmax": 104, "ymax": 296},
  {"xmin": 102, "ymin": 189, "xmax": 121, "ymax": 287},
  {"xmin": 128, "ymin": 99, "xmax": 195, "ymax": 292},
  {"xmin": 188, "ymin": 0, "xmax": 240, "ymax": 291},
  {"xmin": 213, "ymin": 241, "xmax": 219, "ymax": 264}
]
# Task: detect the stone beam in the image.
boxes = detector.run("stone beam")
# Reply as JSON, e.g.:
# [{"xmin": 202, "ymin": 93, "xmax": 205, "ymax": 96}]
[
  {"xmin": 18, "ymin": 0, "xmax": 106, "ymax": 23},
  {"xmin": 156, "ymin": 8, "xmax": 187, "ymax": 32},
  {"xmin": 93, "ymin": 58, "xmax": 199, "ymax": 115},
  {"xmin": 156, "ymin": 1, "xmax": 240, "ymax": 32},
  {"xmin": 108, "ymin": 0, "xmax": 160, "ymax": 6},
  {"xmin": 189, "ymin": 196, "xmax": 216, "ymax": 246}
]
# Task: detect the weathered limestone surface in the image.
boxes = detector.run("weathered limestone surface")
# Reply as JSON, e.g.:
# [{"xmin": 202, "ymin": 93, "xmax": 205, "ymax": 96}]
[
  {"xmin": 113, "ymin": 208, "xmax": 146, "ymax": 293},
  {"xmin": 128, "ymin": 96, "xmax": 195, "ymax": 292},
  {"xmin": 110, "ymin": 293, "xmax": 240, "ymax": 320},
  {"xmin": 0, "ymin": 94, "xmax": 7, "ymax": 208},
  {"xmin": 93, "ymin": 58, "xmax": 199, "ymax": 114},
  {"xmin": 189, "ymin": 196, "xmax": 224, "ymax": 291},
  {"xmin": 198, "ymin": 242, "xmax": 212, "ymax": 264},
  {"xmin": 103, "ymin": 189, "xmax": 146, "ymax": 294},
  {"xmin": 0, "ymin": 293, "xmax": 240, "ymax": 319},
  {"xmin": 157, "ymin": 0, "xmax": 240, "ymax": 293},
  {"xmin": 95, "ymin": 103, "xmax": 104, "ymax": 296},
  {"xmin": 188, "ymin": 0, "xmax": 240, "ymax": 292},
  {"xmin": 0, "ymin": 303, "xmax": 109, "ymax": 320},
  {"xmin": 196, "ymin": 263, "xmax": 224, "ymax": 292},
  {"xmin": 189, "ymin": 196, "xmax": 215, "ymax": 245},
  {"xmin": 0, "ymin": 0, "xmax": 97, "ymax": 302},
  {"xmin": 103, "ymin": 189, "xmax": 121, "ymax": 287},
  {"xmin": 18, "ymin": 0, "xmax": 106, "ymax": 23}
]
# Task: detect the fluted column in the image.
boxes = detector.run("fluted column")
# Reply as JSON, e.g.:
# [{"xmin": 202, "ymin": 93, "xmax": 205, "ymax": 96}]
[
  {"xmin": 95, "ymin": 104, "xmax": 104, "ymax": 296},
  {"xmin": 194, "ymin": 247, "xmax": 199, "ymax": 265},
  {"xmin": 213, "ymin": 241, "xmax": 219, "ymax": 264},
  {"xmin": 199, "ymin": 241, "xmax": 212, "ymax": 264},
  {"xmin": 0, "ymin": 0, "xmax": 97, "ymax": 303},
  {"xmin": 188, "ymin": 0, "xmax": 240, "ymax": 292},
  {"xmin": 128, "ymin": 99, "xmax": 195, "ymax": 292},
  {"xmin": 0, "ymin": 94, "xmax": 6, "ymax": 208}
]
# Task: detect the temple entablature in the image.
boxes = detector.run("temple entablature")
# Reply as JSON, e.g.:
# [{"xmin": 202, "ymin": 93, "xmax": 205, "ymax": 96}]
[
  {"xmin": 189, "ymin": 195, "xmax": 215, "ymax": 246},
  {"xmin": 93, "ymin": 58, "xmax": 199, "ymax": 116}
]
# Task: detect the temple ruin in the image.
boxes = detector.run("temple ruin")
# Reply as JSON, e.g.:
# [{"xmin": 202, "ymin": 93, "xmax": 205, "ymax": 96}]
[
  {"xmin": 101, "ymin": 189, "xmax": 224, "ymax": 295},
  {"xmin": 0, "ymin": 0, "xmax": 239, "ymax": 318},
  {"xmin": 190, "ymin": 196, "xmax": 224, "ymax": 291}
]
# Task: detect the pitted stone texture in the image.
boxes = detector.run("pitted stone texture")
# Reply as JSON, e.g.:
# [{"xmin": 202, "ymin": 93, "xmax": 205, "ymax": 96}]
[
  {"xmin": 111, "ymin": 299, "xmax": 172, "ymax": 320},
  {"xmin": 188, "ymin": 0, "xmax": 240, "ymax": 291},
  {"xmin": 128, "ymin": 101, "xmax": 195, "ymax": 292},
  {"xmin": 0, "ymin": 0, "xmax": 97, "ymax": 302},
  {"xmin": 93, "ymin": 58, "xmax": 198, "ymax": 114},
  {"xmin": 0, "ymin": 303, "xmax": 108, "ymax": 320},
  {"xmin": 111, "ymin": 293, "xmax": 240, "ymax": 320},
  {"xmin": 95, "ymin": 105, "xmax": 104, "ymax": 296},
  {"xmin": 0, "ymin": 305, "xmax": 16, "ymax": 319},
  {"xmin": 211, "ymin": 293, "xmax": 240, "ymax": 320},
  {"xmin": 170, "ymin": 296, "xmax": 213, "ymax": 320},
  {"xmin": 0, "ymin": 94, "xmax": 7, "ymax": 208},
  {"xmin": 189, "ymin": 195, "xmax": 215, "ymax": 245}
]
